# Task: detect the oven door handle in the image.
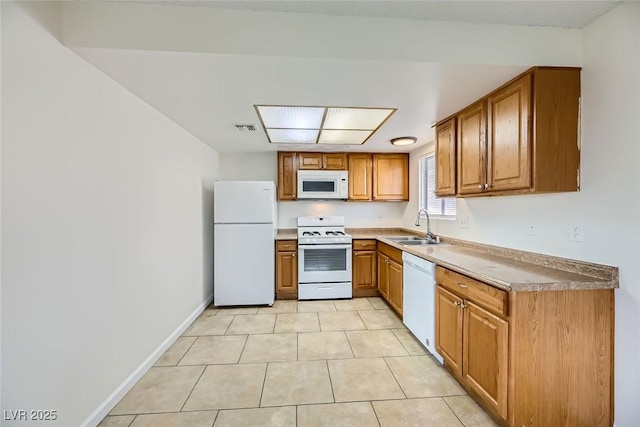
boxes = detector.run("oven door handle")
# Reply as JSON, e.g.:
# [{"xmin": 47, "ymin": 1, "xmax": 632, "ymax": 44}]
[{"xmin": 298, "ymin": 244, "xmax": 352, "ymax": 250}]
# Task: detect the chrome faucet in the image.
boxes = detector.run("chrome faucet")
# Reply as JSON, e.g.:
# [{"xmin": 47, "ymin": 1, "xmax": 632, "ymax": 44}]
[{"xmin": 415, "ymin": 208, "xmax": 438, "ymax": 242}]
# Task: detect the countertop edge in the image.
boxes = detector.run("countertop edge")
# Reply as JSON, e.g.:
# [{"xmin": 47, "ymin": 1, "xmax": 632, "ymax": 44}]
[{"xmin": 274, "ymin": 228, "xmax": 619, "ymax": 292}]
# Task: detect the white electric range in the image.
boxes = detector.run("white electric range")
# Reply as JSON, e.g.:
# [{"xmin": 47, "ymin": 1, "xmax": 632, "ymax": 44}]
[{"xmin": 297, "ymin": 216, "xmax": 353, "ymax": 300}]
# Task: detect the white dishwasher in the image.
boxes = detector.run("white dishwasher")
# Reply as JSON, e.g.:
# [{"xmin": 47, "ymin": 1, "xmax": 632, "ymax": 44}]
[{"xmin": 402, "ymin": 252, "xmax": 444, "ymax": 364}]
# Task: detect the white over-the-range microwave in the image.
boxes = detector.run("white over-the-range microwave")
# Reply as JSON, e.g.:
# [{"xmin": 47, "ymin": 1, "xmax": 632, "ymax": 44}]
[{"xmin": 297, "ymin": 170, "xmax": 348, "ymax": 200}]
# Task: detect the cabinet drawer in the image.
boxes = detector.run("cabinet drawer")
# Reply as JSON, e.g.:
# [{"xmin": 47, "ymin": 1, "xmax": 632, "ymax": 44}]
[
  {"xmin": 276, "ymin": 240, "xmax": 297, "ymax": 251},
  {"xmin": 378, "ymin": 242, "xmax": 403, "ymax": 264},
  {"xmin": 353, "ymin": 239, "xmax": 377, "ymax": 251},
  {"xmin": 436, "ymin": 266, "xmax": 508, "ymax": 317}
]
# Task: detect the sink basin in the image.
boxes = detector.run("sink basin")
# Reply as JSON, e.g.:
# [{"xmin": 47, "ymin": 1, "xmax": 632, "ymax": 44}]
[
  {"xmin": 398, "ymin": 239, "xmax": 440, "ymax": 246},
  {"xmin": 387, "ymin": 236, "xmax": 426, "ymax": 242},
  {"xmin": 386, "ymin": 236, "xmax": 440, "ymax": 245}
]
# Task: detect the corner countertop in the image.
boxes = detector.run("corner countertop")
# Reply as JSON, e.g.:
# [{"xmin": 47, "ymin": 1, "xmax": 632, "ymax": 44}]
[{"xmin": 275, "ymin": 228, "xmax": 618, "ymax": 292}]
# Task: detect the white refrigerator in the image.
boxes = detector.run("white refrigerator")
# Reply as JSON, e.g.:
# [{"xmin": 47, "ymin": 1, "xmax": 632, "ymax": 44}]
[{"xmin": 214, "ymin": 181, "xmax": 276, "ymax": 306}]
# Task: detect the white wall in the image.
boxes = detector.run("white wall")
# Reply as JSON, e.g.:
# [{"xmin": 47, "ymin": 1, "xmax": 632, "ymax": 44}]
[
  {"xmin": 403, "ymin": 4, "xmax": 640, "ymax": 425},
  {"xmin": 220, "ymin": 152, "xmax": 407, "ymax": 228},
  {"xmin": 1, "ymin": 2, "xmax": 219, "ymax": 426}
]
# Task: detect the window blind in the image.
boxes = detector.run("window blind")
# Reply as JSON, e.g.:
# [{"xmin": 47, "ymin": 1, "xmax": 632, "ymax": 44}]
[{"xmin": 419, "ymin": 155, "xmax": 456, "ymax": 217}]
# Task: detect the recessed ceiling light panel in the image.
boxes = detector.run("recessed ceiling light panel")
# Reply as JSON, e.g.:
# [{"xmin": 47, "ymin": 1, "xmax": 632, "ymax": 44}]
[
  {"xmin": 323, "ymin": 108, "xmax": 395, "ymax": 130},
  {"xmin": 256, "ymin": 106, "xmax": 324, "ymax": 129},
  {"xmin": 255, "ymin": 105, "xmax": 396, "ymax": 145},
  {"xmin": 318, "ymin": 130, "xmax": 374, "ymax": 145},
  {"xmin": 266, "ymin": 129, "xmax": 318, "ymax": 144}
]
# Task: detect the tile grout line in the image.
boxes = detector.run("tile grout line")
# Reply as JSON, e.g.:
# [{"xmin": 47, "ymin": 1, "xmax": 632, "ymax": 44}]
[
  {"xmin": 236, "ymin": 334, "xmax": 250, "ymax": 364},
  {"xmin": 208, "ymin": 410, "xmax": 218, "ymax": 427},
  {"xmin": 382, "ymin": 356, "xmax": 408, "ymax": 400},
  {"xmin": 368, "ymin": 400, "xmax": 383, "ymax": 427},
  {"xmin": 174, "ymin": 336, "xmax": 199, "ymax": 366},
  {"xmin": 325, "ymin": 359, "xmax": 337, "ymax": 404},
  {"xmin": 342, "ymin": 330, "xmax": 357, "ymax": 359},
  {"xmin": 257, "ymin": 361, "xmax": 270, "ymax": 408},
  {"xmin": 441, "ymin": 397, "xmax": 467, "ymax": 427},
  {"xmin": 178, "ymin": 365, "xmax": 207, "ymax": 412}
]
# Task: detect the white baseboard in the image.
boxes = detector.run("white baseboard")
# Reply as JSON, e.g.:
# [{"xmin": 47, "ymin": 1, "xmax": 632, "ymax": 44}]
[{"xmin": 80, "ymin": 295, "xmax": 213, "ymax": 427}]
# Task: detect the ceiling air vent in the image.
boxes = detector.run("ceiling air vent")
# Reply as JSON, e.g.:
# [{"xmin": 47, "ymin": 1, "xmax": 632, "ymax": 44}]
[{"xmin": 234, "ymin": 124, "xmax": 257, "ymax": 131}]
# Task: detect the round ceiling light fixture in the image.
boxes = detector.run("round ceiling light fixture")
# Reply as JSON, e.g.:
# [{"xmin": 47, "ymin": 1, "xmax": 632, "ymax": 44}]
[{"xmin": 390, "ymin": 136, "xmax": 417, "ymax": 146}]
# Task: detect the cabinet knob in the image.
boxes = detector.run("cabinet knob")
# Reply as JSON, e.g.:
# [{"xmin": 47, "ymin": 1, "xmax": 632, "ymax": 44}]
[
  {"xmin": 484, "ymin": 183, "xmax": 490, "ymax": 190},
  {"xmin": 478, "ymin": 184, "xmax": 483, "ymax": 189},
  {"xmin": 461, "ymin": 302, "xmax": 467, "ymax": 309},
  {"xmin": 292, "ymin": 254, "xmax": 296, "ymax": 257},
  {"xmin": 454, "ymin": 301, "xmax": 461, "ymax": 306}
]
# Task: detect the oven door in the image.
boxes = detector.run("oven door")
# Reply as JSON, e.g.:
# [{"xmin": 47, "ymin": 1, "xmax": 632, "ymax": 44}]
[{"xmin": 298, "ymin": 243, "xmax": 352, "ymax": 284}]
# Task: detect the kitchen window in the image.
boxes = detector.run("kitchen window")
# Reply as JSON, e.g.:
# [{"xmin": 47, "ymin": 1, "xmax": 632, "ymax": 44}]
[{"xmin": 419, "ymin": 154, "xmax": 456, "ymax": 217}]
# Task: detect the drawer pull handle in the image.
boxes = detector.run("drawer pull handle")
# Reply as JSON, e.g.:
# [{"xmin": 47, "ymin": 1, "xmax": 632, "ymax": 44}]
[{"xmin": 457, "ymin": 283, "xmax": 468, "ymax": 289}]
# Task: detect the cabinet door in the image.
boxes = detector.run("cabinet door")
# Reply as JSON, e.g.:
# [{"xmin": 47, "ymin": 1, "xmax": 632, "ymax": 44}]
[
  {"xmin": 487, "ymin": 73, "xmax": 532, "ymax": 192},
  {"xmin": 298, "ymin": 153, "xmax": 323, "ymax": 170},
  {"xmin": 377, "ymin": 253, "xmax": 389, "ymax": 299},
  {"xmin": 435, "ymin": 119, "xmax": 457, "ymax": 196},
  {"xmin": 277, "ymin": 152, "xmax": 297, "ymax": 200},
  {"xmin": 372, "ymin": 154, "xmax": 409, "ymax": 201},
  {"xmin": 463, "ymin": 301, "xmax": 508, "ymax": 420},
  {"xmin": 457, "ymin": 102, "xmax": 486, "ymax": 195},
  {"xmin": 276, "ymin": 250, "xmax": 298, "ymax": 293},
  {"xmin": 436, "ymin": 286, "xmax": 463, "ymax": 378},
  {"xmin": 353, "ymin": 250, "xmax": 377, "ymax": 290},
  {"xmin": 348, "ymin": 154, "xmax": 372, "ymax": 200},
  {"xmin": 323, "ymin": 153, "xmax": 348, "ymax": 170},
  {"xmin": 387, "ymin": 260, "xmax": 403, "ymax": 315}
]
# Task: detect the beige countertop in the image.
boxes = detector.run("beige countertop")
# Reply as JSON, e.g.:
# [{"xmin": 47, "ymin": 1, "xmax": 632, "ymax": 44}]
[{"xmin": 275, "ymin": 228, "xmax": 618, "ymax": 292}]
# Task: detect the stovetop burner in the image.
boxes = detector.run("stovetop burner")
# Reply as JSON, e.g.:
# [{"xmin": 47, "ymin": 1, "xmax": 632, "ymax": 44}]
[{"xmin": 297, "ymin": 216, "xmax": 352, "ymax": 245}]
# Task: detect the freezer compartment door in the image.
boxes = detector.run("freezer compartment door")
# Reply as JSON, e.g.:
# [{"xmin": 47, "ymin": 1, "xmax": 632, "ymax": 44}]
[
  {"xmin": 214, "ymin": 224, "xmax": 275, "ymax": 306},
  {"xmin": 214, "ymin": 181, "xmax": 275, "ymax": 224}
]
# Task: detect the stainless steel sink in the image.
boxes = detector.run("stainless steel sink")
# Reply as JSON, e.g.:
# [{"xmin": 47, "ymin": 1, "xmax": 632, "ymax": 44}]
[
  {"xmin": 386, "ymin": 236, "xmax": 440, "ymax": 245},
  {"xmin": 398, "ymin": 239, "xmax": 440, "ymax": 245},
  {"xmin": 387, "ymin": 236, "xmax": 425, "ymax": 242}
]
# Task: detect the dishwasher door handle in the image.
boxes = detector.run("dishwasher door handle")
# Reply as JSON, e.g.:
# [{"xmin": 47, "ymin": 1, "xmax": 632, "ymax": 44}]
[{"xmin": 404, "ymin": 260, "xmax": 433, "ymax": 275}]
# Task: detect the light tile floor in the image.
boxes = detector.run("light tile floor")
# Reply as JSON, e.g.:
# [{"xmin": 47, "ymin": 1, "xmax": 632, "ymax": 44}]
[{"xmin": 100, "ymin": 297, "xmax": 498, "ymax": 427}]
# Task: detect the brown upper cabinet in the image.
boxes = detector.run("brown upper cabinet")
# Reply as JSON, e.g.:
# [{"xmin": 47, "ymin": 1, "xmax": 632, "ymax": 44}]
[
  {"xmin": 348, "ymin": 154, "xmax": 372, "ymax": 200},
  {"xmin": 372, "ymin": 154, "xmax": 409, "ymax": 201},
  {"xmin": 298, "ymin": 152, "xmax": 347, "ymax": 170},
  {"xmin": 277, "ymin": 151, "xmax": 409, "ymax": 201},
  {"xmin": 277, "ymin": 152, "xmax": 297, "ymax": 200},
  {"xmin": 436, "ymin": 67, "xmax": 581, "ymax": 197},
  {"xmin": 457, "ymin": 101, "xmax": 487, "ymax": 195},
  {"xmin": 486, "ymin": 73, "xmax": 532, "ymax": 192},
  {"xmin": 435, "ymin": 118, "xmax": 457, "ymax": 197}
]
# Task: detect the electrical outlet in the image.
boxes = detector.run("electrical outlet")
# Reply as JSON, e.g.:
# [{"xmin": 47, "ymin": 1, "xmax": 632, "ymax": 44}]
[
  {"xmin": 377, "ymin": 212, "xmax": 383, "ymax": 221},
  {"xmin": 527, "ymin": 222, "xmax": 537, "ymax": 236},
  {"xmin": 568, "ymin": 223, "xmax": 584, "ymax": 242},
  {"xmin": 460, "ymin": 216, "xmax": 469, "ymax": 229}
]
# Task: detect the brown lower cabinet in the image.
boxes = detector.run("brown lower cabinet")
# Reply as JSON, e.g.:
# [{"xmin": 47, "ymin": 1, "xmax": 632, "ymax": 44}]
[
  {"xmin": 377, "ymin": 242, "xmax": 403, "ymax": 316},
  {"xmin": 275, "ymin": 240, "xmax": 297, "ymax": 300},
  {"xmin": 435, "ymin": 266, "xmax": 614, "ymax": 427},
  {"xmin": 352, "ymin": 240, "xmax": 378, "ymax": 297}
]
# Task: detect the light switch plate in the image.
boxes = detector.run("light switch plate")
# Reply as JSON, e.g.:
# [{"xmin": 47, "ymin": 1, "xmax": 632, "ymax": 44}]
[{"xmin": 460, "ymin": 217, "xmax": 469, "ymax": 229}]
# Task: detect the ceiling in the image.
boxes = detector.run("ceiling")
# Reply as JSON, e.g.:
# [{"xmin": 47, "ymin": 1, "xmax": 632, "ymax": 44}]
[
  {"xmin": 158, "ymin": 0, "xmax": 620, "ymax": 29},
  {"xmin": 63, "ymin": 1, "xmax": 619, "ymax": 154}
]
